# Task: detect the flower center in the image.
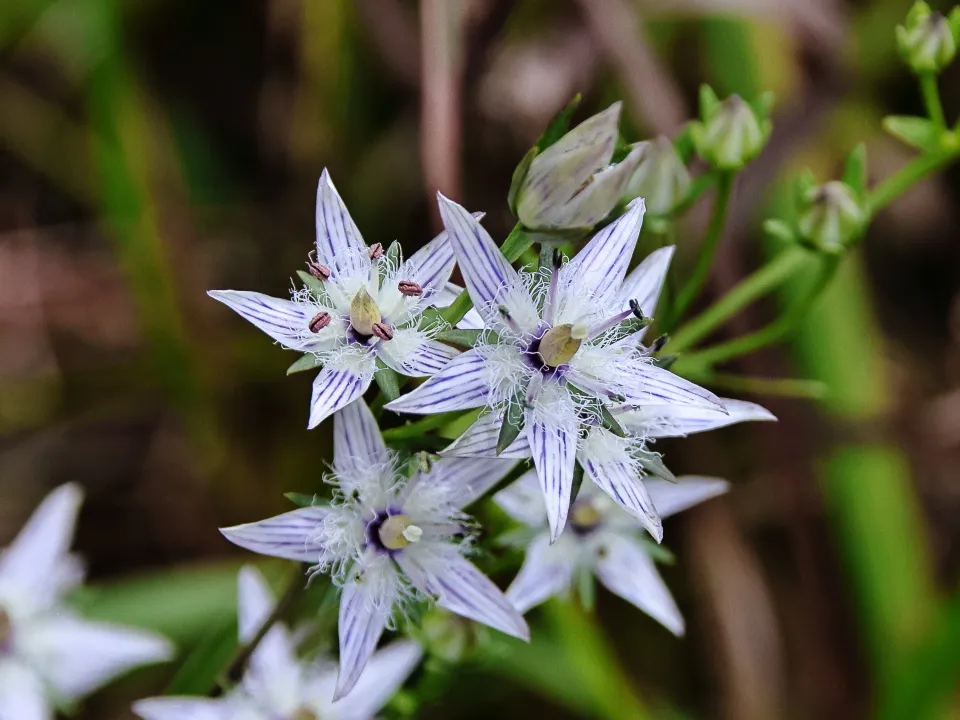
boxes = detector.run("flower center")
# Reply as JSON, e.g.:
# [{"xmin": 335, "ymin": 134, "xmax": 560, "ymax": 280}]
[
  {"xmin": 0, "ymin": 607, "xmax": 11, "ymax": 650},
  {"xmin": 537, "ymin": 323, "xmax": 587, "ymax": 368},
  {"xmin": 377, "ymin": 514, "xmax": 423, "ymax": 550},
  {"xmin": 570, "ymin": 500, "xmax": 602, "ymax": 535},
  {"xmin": 349, "ymin": 287, "xmax": 382, "ymax": 336},
  {"xmin": 290, "ymin": 708, "xmax": 319, "ymax": 720}
]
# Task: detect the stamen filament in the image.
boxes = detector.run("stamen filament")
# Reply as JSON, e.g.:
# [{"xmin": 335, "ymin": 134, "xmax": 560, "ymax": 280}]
[{"xmin": 544, "ymin": 248, "xmax": 563, "ymax": 325}]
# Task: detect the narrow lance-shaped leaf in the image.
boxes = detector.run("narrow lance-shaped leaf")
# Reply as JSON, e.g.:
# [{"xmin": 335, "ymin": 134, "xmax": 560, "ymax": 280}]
[
  {"xmin": 297, "ymin": 270, "xmax": 330, "ymax": 304},
  {"xmin": 536, "ymin": 93, "xmax": 583, "ymax": 151},
  {"xmin": 508, "ymin": 147, "xmax": 537, "ymax": 216},
  {"xmin": 436, "ymin": 328, "xmax": 484, "ymax": 347},
  {"xmin": 378, "ymin": 241, "xmax": 402, "ymax": 286},
  {"xmin": 287, "ymin": 353, "xmax": 323, "ymax": 375},
  {"xmin": 638, "ymin": 451, "xmax": 677, "ymax": 483},
  {"xmin": 882, "ymin": 115, "xmax": 942, "ymax": 153},
  {"xmin": 497, "ymin": 394, "xmax": 526, "ymax": 455},
  {"xmin": 599, "ymin": 404, "xmax": 626, "ymax": 437},
  {"xmin": 374, "ymin": 358, "xmax": 401, "ymax": 402},
  {"xmin": 284, "ymin": 492, "xmax": 319, "ymax": 508}
]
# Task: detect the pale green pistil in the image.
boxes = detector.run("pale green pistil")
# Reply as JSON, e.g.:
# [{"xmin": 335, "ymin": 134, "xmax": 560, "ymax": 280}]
[
  {"xmin": 379, "ymin": 515, "xmax": 423, "ymax": 550},
  {"xmin": 350, "ymin": 287, "xmax": 382, "ymax": 336},
  {"xmin": 538, "ymin": 323, "xmax": 587, "ymax": 367}
]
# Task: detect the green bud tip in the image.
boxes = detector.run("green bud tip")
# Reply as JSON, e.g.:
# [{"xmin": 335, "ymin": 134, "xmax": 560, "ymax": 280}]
[{"xmin": 349, "ymin": 287, "xmax": 381, "ymax": 336}]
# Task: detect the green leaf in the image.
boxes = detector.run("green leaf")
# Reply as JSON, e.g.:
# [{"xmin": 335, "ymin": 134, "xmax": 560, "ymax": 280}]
[
  {"xmin": 653, "ymin": 354, "xmax": 678, "ymax": 370},
  {"xmin": 500, "ymin": 224, "xmax": 535, "ymax": 263},
  {"xmin": 374, "ymin": 359, "xmax": 401, "ymax": 401},
  {"xmin": 497, "ymin": 400, "xmax": 525, "ymax": 455},
  {"xmin": 167, "ymin": 620, "xmax": 237, "ymax": 695},
  {"xmin": 635, "ymin": 536, "xmax": 677, "ymax": 564},
  {"xmin": 698, "ymin": 84, "xmax": 721, "ymax": 122},
  {"xmin": 570, "ymin": 462, "xmax": 585, "ymax": 504},
  {"xmin": 762, "ymin": 218, "xmax": 797, "ymax": 245},
  {"xmin": 284, "ymin": 492, "xmax": 319, "ymax": 507},
  {"xmin": 638, "ymin": 451, "xmax": 677, "ymax": 483},
  {"xmin": 508, "ymin": 146, "xmax": 537, "ymax": 216},
  {"xmin": 842, "ymin": 143, "xmax": 868, "ymax": 198},
  {"xmin": 436, "ymin": 328, "xmax": 483, "ymax": 346},
  {"xmin": 599, "ymin": 404, "xmax": 626, "ymax": 437},
  {"xmin": 296, "ymin": 270, "xmax": 329, "ymax": 303},
  {"xmin": 287, "ymin": 353, "xmax": 322, "ymax": 375},
  {"xmin": 883, "ymin": 115, "xmax": 942, "ymax": 152},
  {"xmin": 536, "ymin": 93, "xmax": 582, "ymax": 152}
]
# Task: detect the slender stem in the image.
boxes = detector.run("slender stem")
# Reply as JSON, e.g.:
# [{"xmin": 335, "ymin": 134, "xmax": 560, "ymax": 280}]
[
  {"xmin": 867, "ymin": 149, "xmax": 959, "ymax": 216},
  {"xmin": 675, "ymin": 255, "xmax": 839, "ymax": 369},
  {"xmin": 668, "ymin": 171, "xmax": 734, "ymax": 326},
  {"xmin": 669, "ymin": 246, "xmax": 810, "ymax": 353},
  {"xmin": 211, "ymin": 571, "xmax": 304, "ymax": 696},
  {"xmin": 680, "ymin": 370, "xmax": 828, "ymax": 399},
  {"xmin": 919, "ymin": 73, "xmax": 946, "ymax": 128},
  {"xmin": 381, "ymin": 411, "xmax": 463, "ymax": 442}
]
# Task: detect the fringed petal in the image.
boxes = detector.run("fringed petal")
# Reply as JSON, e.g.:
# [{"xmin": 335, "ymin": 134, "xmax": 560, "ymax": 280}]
[
  {"xmin": 646, "ymin": 476, "xmax": 730, "ymax": 519},
  {"xmin": 384, "ymin": 349, "xmax": 489, "ymax": 415},
  {"xmin": 505, "ymin": 533, "xmax": 576, "ymax": 613}
]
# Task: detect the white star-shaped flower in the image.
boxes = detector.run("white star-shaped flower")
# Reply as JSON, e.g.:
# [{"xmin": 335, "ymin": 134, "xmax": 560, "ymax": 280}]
[
  {"xmin": 0, "ymin": 484, "xmax": 172, "ymax": 720},
  {"xmin": 386, "ymin": 195, "xmax": 729, "ymax": 541},
  {"xmin": 496, "ymin": 473, "xmax": 730, "ymax": 635},
  {"xmin": 209, "ymin": 169, "xmax": 479, "ymax": 429},
  {"xmin": 134, "ymin": 566, "xmax": 421, "ymax": 720},
  {"xmin": 219, "ymin": 398, "xmax": 528, "ymax": 699}
]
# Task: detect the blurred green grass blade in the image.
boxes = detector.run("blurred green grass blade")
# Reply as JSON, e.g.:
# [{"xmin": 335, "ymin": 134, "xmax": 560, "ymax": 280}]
[{"xmin": 167, "ymin": 619, "xmax": 238, "ymax": 695}]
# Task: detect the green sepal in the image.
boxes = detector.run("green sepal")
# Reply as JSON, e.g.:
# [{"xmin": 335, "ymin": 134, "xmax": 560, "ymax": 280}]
[
  {"xmin": 436, "ymin": 328, "xmax": 483, "ymax": 347},
  {"xmin": 418, "ymin": 306, "xmax": 444, "ymax": 330},
  {"xmin": 378, "ymin": 240, "xmax": 402, "ymax": 285},
  {"xmin": 508, "ymin": 146, "xmax": 537, "ymax": 216},
  {"xmin": 673, "ymin": 122, "xmax": 698, "ymax": 163},
  {"xmin": 653, "ymin": 354, "xmax": 678, "ymax": 370},
  {"xmin": 638, "ymin": 451, "xmax": 677, "ymax": 483},
  {"xmin": 536, "ymin": 93, "xmax": 582, "ymax": 151},
  {"xmin": 500, "ymin": 224, "xmax": 535, "ymax": 262},
  {"xmin": 296, "ymin": 270, "xmax": 330, "ymax": 303},
  {"xmin": 285, "ymin": 492, "xmax": 319, "ymax": 507},
  {"xmin": 793, "ymin": 170, "xmax": 817, "ymax": 208},
  {"xmin": 698, "ymin": 84, "xmax": 721, "ymax": 122},
  {"xmin": 883, "ymin": 115, "xmax": 943, "ymax": 153},
  {"xmin": 374, "ymin": 359, "xmax": 401, "ymax": 401},
  {"xmin": 842, "ymin": 143, "xmax": 868, "ymax": 199},
  {"xmin": 599, "ymin": 404, "xmax": 626, "ymax": 438},
  {"xmin": 763, "ymin": 218, "xmax": 797, "ymax": 245},
  {"xmin": 577, "ymin": 564, "xmax": 596, "ymax": 611},
  {"xmin": 636, "ymin": 536, "xmax": 677, "ymax": 564},
  {"xmin": 750, "ymin": 91, "xmax": 776, "ymax": 120},
  {"xmin": 570, "ymin": 462, "xmax": 585, "ymax": 504},
  {"xmin": 497, "ymin": 396, "xmax": 525, "ymax": 455},
  {"xmin": 287, "ymin": 353, "xmax": 323, "ymax": 375}
]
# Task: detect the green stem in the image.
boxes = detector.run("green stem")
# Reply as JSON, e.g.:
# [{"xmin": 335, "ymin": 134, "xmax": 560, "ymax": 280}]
[
  {"xmin": 867, "ymin": 149, "xmax": 959, "ymax": 215},
  {"xmin": 669, "ymin": 246, "xmax": 811, "ymax": 353},
  {"xmin": 919, "ymin": 73, "xmax": 946, "ymax": 128},
  {"xmin": 381, "ymin": 411, "xmax": 462, "ymax": 442},
  {"xmin": 675, "ymin": 254, "xmax": 839, "ymax": 369},
  {"xmin": 680, "ymin": 370, "xmax": 828, "ymax": 399},
  {"xmin": 669, "ymin": 171, "xmax": 735, "ymax": 325}
]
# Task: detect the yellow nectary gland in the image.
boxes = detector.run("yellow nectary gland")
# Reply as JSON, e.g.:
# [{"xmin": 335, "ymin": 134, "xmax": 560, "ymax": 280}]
[
  {"xmin": 538, "ymin": 323, "xmax": 584, "ymax": 367},
  {"xmin": 350, "ymin": 287, "xmax": 382, "ymax": 336},
  {"xmin": 290, "ymin": 708, "xmax": 319, "ymax": 720},
  {"xmin": 570, "ymin": 501, "xmax": 602, "ymax": 532},
  {"xmin": 378, "ymin": 514, "xmax": 421, "ymax": 550},
  {"xmin": 0, "ymin": 607, "xmax": 11, "ymax": 646}
]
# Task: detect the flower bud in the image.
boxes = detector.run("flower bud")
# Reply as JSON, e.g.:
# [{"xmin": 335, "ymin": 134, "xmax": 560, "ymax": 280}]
[
  {"xmin": 515, "ymin": 103, "xmax": 644, "ymax": 231},
  {"xmin": 896, "ymin": 2, "xmax": 960, "ymax": 74},
  {"xmin": 797, "ymin": 181, "xmax": 865, "ymax": 254},
  {"xmin": 622, "ymin": 136, "xmax": 691, "ymax": 215},
  {"xmin": 691, "ymin": 90, "xmax": 771, "ymax": 171}
]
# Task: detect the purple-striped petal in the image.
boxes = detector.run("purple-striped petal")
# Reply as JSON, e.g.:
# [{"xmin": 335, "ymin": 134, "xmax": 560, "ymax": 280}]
[
  {"xmin": 579, "ymin": 447, "xmax": 662, "ymax": 542},
  {"xmin": 383, "ymin": 349, "xmax": 490, "ymax": 415},
  {"xmin": 376, "ymin": 333, "xmax": 459, "ymax": 378},
  {"xmin": 619, "ymin": 398, "xmax": 775, "ymax": 438},
  {"xmin": 208, "ymin": 290, "xmax": 322, "ymax": 352},
  {"xmin": 526, "ymin": 407, "xmax": 578, "ymax": 542},
  {"xmin": 437, "ymin": 195, "xmax": 519, "ymax": 313},
  {"xmin": 335, "ymin": 579, "xmax": 391, "ymax": 700},
  {"xmin": 593, "ymin": 533, "xmax": 684, "ymax": 635},
  {"xmin": 506, "ymin": 533, "xmax": 576, "ymax": 613},
  {"xmin": 220, "ymin": 507, "xmax": 328, "ymax": 563},
  {"xmin": 620, "ymin": 363, "xmax": 725, "ymax": 410},
  {"xmin": 333, "ymin": 398, "xmax": 389, "ymax": 482},
  {"xmin": 308, "ymin": 363, "xmax": 374, "ymax": 429},
  {"xmin": 561, "ymin": 198, "xmax": 646, "ymax": 301},
  {"xmin": 0, "ymin": 483, "xmax": 82, "ymax": 602},
  {"xmin": 315, "ymin": 169, "xmax": 369, "ymax": 279},
  {"xmin": 400, "ymin": 214, "xmax": 483, "ymax": 298},
  {"xmin": 554, "ymin": 144, "xmax": 644, "ymax": 230},
  {"xmin": 493, "ymin": 469, "xmax": 545, "ymax": 527},
  {"xmin": 326, "ymin": 640, "xmax": 422, "ymax": 715},
  {"xmin": 397, "ymin": 548, "xmax": 529, "ymax": 641},
  {"xmin": 646, "ymin": 476, "xmax": 729, "ymax": 519},
  {"xmin": 441, "ymin": 412, "xmax": 532, "ymax": 459},
  {"xmin": 619, "ymin": 245, "xmax": 675, "ymax": 318},
  {"xmin": 411, "ymin": 457, "xmax": 517, "ymax": 510}
]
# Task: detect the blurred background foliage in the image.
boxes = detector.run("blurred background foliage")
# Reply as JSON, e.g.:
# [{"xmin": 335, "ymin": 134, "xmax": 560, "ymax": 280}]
[{"xmin": 1, "ymin": 0, "xmax": 959, "ymax": 718}]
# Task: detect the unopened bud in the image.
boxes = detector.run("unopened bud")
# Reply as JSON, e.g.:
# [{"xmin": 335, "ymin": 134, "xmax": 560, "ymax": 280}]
[
  {"xmin": 368, "ymin": 243, "xmax": 384, "ymax": 260},
  {"xmin": 397, "ymin": 280, "xmax": 423, "ymax": 297},
  {"xmin": 692, "ymin": 91, "xmax": 771, "ymax": 170},
  {"xmin": 307, "ymin": 260, "xmax": 331, "ymax": 280},
  {"xmin": 622, "ymin": 136, "xmax": 691, "ymax": 215},
  {"xmin": 308, "ymin": 311, "xmax": 331, "ymax": 333},
  {"xmin": 349, "ymin": 288, "xmax": 381, "ymax": 336},
  {"xmin": 797, "ymin": 181, "xmax": 865, "ymax": 254},
  {"xmin": 897, "ymin": 2, "xmax": 960, "ymax": 73},
  {"xmin": 371, "ymin": 321, "xmax": 394, "ymax": 341}
]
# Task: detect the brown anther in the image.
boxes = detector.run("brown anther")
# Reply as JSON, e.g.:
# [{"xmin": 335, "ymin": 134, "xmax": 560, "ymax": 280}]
[
  {"xmin": 397, "ymin": 280, "xmax": 423, "ymax": 297},
  {"xmin": 307, "ymin": 261, "xmax": 331, "ymax": 280},
  {"xmin": 371, "ymin": 321, "xmax": 394, "ymax": 341},
  {"xmin": 308, "ymin": 311, "xmax": 331, "ymax": 333},
  {"xmin": 368, "ymin": 243, "xmax": 384, "ymax": 260}
]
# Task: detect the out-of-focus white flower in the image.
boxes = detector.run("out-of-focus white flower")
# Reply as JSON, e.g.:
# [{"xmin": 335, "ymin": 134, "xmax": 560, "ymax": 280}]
[
  {"xmin": 621, "ymin": 136, "xmax": 691, "ymax": 216},
  {"xmin": 514, "ymin": 103, "xmax": 645, "ymax": 231},
  {"xmin": 220, "ymin": 399, "xmax": 528, "ymax": 699},
  {"xmin": 387, "ymin": 196, "xmax": 726, "ymax": 542},
  {"xmin": 0, "ymin": 484, "xmax": 172, "ymax": 720},
  {"xmin": 496, "ymin": 474, "xmax": 729, "ymax": 635},
  {"xmin": 134, "ymin": 566, "xmax": 422, "ymax": 720},
  {"xmin": 209, "ymin": 169, "xmax": 478, "ymax": 429}
]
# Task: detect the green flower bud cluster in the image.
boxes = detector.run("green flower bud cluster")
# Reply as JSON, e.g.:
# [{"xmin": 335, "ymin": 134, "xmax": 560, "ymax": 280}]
[
  {"xmin": 689, "ymin": 86, "xmax": 773, "ymax": 171},
  {"xmin": 896, "ymin": 1, "xmax": 960, "ymax": 74}
]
